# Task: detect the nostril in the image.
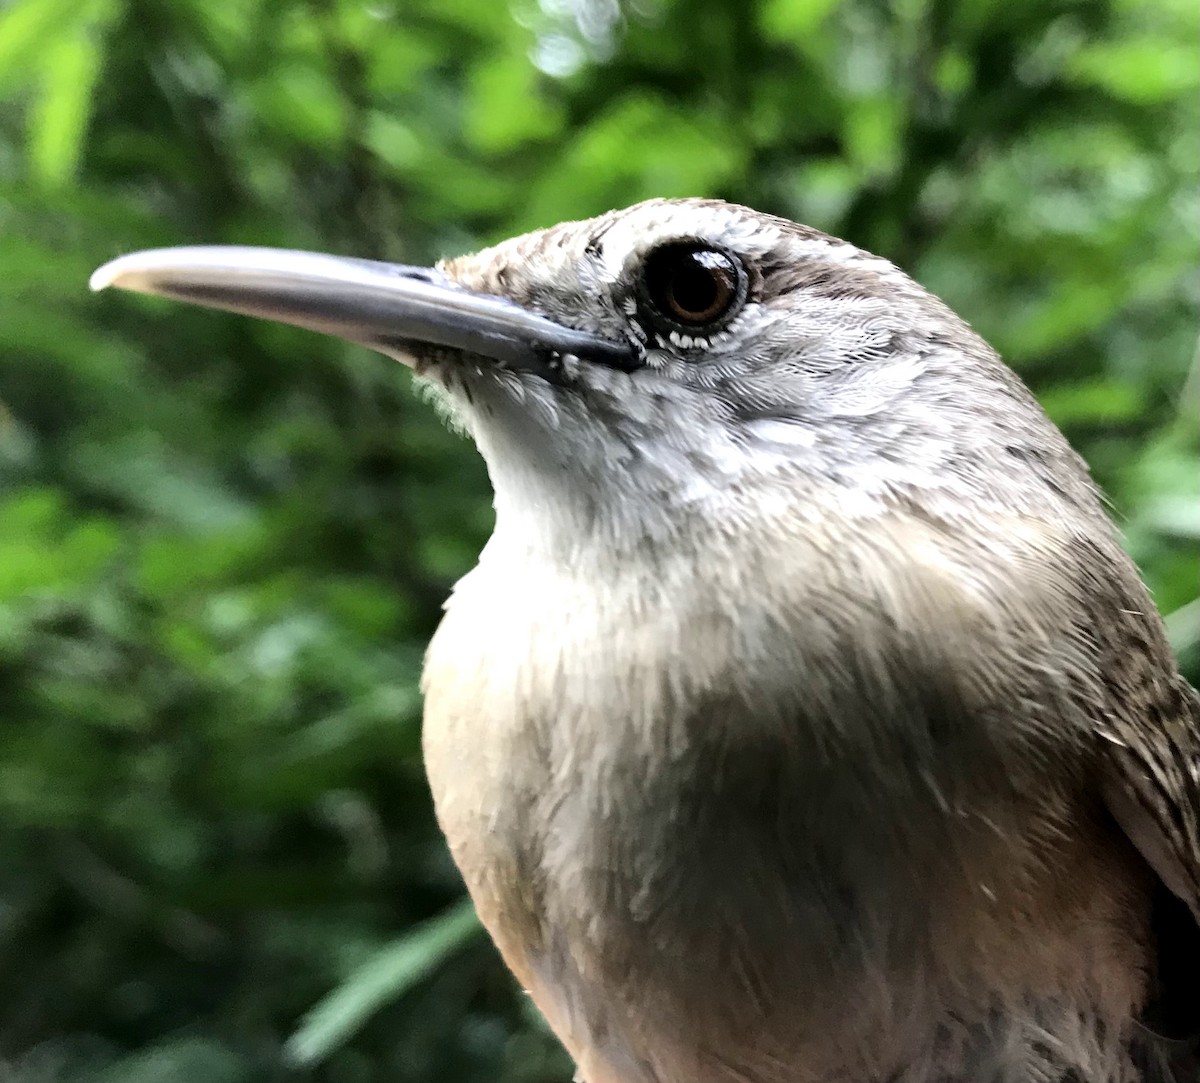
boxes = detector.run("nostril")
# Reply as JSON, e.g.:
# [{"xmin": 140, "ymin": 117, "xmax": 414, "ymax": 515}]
[{"xmin": 391, "ymin": 265, "xmax": 443, "ymax": 285}]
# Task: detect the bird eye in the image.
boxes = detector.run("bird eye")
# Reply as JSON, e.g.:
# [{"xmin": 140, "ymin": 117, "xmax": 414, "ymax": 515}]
[{"xmin": 641, "ymin": 243, "xmax": 745, "ymax": 332}]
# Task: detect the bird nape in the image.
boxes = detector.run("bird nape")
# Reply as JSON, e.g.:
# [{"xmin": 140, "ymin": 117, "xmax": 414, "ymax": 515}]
[{"xmin": 92, "ymin": 198, "xmax": 1200, "ymax": 1083}]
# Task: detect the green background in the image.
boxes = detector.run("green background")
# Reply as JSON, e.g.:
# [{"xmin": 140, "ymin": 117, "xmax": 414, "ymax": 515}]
[{"xmin": 1, "ymin": 0, "xmax": 1196, "ymax": 1080}]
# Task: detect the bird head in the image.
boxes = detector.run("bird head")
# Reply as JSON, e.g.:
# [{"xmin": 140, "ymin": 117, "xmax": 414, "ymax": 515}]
[{"xmin": 91, "ymin": 198, "xmax": 1095, "ymax": 550}]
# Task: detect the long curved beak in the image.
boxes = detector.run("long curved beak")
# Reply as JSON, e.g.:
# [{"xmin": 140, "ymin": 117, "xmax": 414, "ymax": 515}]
[{"xmin": 90, "ymin": 246, "xmax": 639, "ymax": 375}]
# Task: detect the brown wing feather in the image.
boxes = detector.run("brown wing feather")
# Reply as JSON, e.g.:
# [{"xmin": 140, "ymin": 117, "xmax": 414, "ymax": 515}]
[
  {"xmin": 1073, "ymin": 536, "xmax": 1200, "ymax": 1052},
  {"xmin": 1100, "ymin": 679, "xmax": 1200, "ymax": 922}
]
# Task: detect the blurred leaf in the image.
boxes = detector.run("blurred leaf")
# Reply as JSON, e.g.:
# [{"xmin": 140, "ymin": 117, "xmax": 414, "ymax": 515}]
[
  {"xmin": 252, "ymin": 63, "xmax": 344, "ymax": 149},
  {"xmin": 285, "ymin": 899, "xmax": 481, "ymax": 1066},
  {"xmin": 1166, "ymin": 598, "xmax": 1200, "ymax": 655},
  {"xmin": 0, "ymin": 489, "xmax": 119, "ymax": 600},
  {"xmin": 1070, "ymin": 39, "xmax": 1200, "ymax": 103},
  {"xmin": 0, "ymin": 0, "xmax": 80, "ymax": 90},
  {"xmin": 27, "ymin": 0, "xmax": 116, "ymax": 189},
  {"xmin": 1039, "ymin": 379, "xmax": 1145, "ymax": 426},
  {"xmin": 95, "ymin": 1038, "xmax": 251, "ymax": 1083},
  {"xmin": 1141, "ymin": 496, "xmax": 1200, "ymax": 540},
  {"xmin": 517, "ymin": 92, "xmax": 745, "ymax": 229},
  {"xmin": 758, "ymin": 0, "xmax": 840, "ymax": 41},
  {"xmin": 843, "ymin": 94, "xmax": 903, "ymax": 179},
  {"xmin": 464, "ymin": 53, "xmax": 564, "ymax": 152},
  {"xmin": 364, "ymin": 111, "xmax": 424, "ymax": 173}
]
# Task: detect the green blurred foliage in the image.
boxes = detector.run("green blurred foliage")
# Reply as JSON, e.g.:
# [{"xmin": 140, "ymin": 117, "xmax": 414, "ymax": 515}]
[{"xmin": 0, "ymin": 0, "xmax": 1196, "ymax": 1079}]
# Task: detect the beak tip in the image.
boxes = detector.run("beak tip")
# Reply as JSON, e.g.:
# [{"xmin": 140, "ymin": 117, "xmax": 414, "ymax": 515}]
[
  {"xmin": 89, "ymin": 266, "xmax": 113, "ymax": 292},
  {"xmin": 90, "ymin": 257, "xmax": 133, "ymax": 293},
  {"xmin": 90, "ymin": 249, "xmax": 175, "ymax": 294}
]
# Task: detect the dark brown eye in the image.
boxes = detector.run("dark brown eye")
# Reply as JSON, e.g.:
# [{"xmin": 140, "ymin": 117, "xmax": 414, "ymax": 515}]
[{"xmin": 641, "ymin": 244, "xmax": 745, "ymax": 330}]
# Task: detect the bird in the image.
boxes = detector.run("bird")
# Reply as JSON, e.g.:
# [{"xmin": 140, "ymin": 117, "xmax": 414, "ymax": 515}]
[{"xmin": 91, "ymin": 198, "xmax": 1200, "ymax": 1083}]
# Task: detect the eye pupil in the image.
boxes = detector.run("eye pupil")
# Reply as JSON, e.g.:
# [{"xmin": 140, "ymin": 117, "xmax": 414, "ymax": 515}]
[
  {"xmin": 642, "ymin": 244, "xmax": 743, "ymax": 329},
  {"xmin": 671, "ymin": 255, "xmax": 721, "ymax": 318}
]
